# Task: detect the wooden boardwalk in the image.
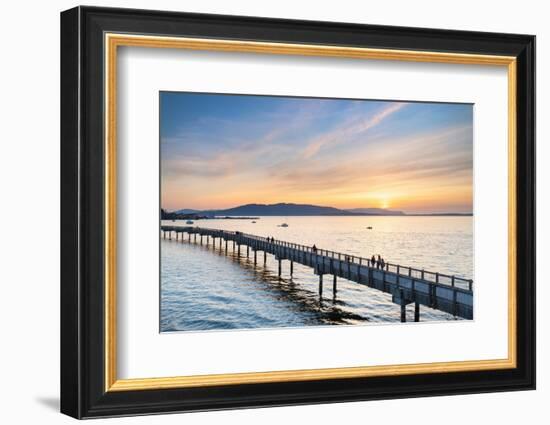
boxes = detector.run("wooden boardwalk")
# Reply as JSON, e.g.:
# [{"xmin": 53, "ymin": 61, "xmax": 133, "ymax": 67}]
[{"xmin": 161, "ymin": 225, "xmax": 474, "ymax": 322}]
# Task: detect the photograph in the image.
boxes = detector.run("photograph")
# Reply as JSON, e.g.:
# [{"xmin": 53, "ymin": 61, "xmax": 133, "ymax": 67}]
[{"xmin": 159, "ymin": 92, "xmax": 474, "ymax": 332}]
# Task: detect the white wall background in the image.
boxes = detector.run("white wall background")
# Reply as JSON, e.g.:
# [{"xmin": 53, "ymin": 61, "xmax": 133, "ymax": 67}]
[{"xmin": 0, "ymin": 0, "xmax": 545, "ymax": 423}]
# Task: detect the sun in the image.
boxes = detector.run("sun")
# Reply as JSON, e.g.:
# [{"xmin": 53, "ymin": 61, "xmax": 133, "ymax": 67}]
[{"xmin": 380, "ymin": 199, "xmax": 390, "ymax": 209}]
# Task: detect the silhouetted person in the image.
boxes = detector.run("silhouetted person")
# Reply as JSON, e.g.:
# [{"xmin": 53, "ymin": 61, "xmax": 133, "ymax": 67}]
[
  {"xmin": 380, "ymin": 257, "xmax": 385, "ymax": 270},
  {"xmin": 312, "ymin": 244, "xmax": 317, "ymax": 252},
  {"xmin": 371, "ymin": 255, "xmax": 376, "ymax": 267},
  {"xmin": 377, "ymin": 254, "xmax": 382, "ymax": 269}
]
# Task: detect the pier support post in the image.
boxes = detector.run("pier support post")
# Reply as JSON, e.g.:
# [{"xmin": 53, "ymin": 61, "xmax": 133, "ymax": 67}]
[
  {"xmin": 333, "ymin": 275, "xmax": 337, "ymax": 295},
  {"xmin": 319, "ymin": 274, "xmax": 323, "ymax": 297},
  {"xmin": 247, "ymin": 246, "xmax": 249, "ymax": 258},
  {"xmin": 400, "ymin": 303, "xmax": 407, "ymax": 323},
  {"xmin": 200, "ymin": 235, "xmax": 203, "ymax": 245},
  {"xmin": 278, "ymin": 259, "xmax": 282, "ymax": 277},
  {"xmin": 414, "ymin": 302, "xmax": 420, "ymax": 322},
  {"xmin": 194, "ymin": 234, "xmax": 196, "ymax": 243},
  {"xmin": 188, "ymin": 233, "xmax": 191, "ymax": 242},
  {"xmin": 254, "ymin": 250, "xmax": 257, "ymax": 265},
  {"xmin": 264, "ymin": 251, "xmax": 267, "ymax": 264},
  {"xmin": 225, "ymin": 240, "xmax": 228, "ymax": 253},
  {"xmin": 290, "ymin": 261, "xmax": 293, "ymax": 276},
  {"xmin": 237, "ymin": 244, "xmax": 241, "ymax": 257}
]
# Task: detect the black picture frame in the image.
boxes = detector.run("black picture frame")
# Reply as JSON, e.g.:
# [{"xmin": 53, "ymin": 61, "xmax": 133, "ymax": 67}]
[{"xmin": 60, "ymin": 5, "xmax": 535, "ymax": 419}]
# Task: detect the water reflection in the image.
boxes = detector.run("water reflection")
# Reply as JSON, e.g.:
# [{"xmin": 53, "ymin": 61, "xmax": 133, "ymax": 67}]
[{"xmin": 189, "ymin": 238, "xmax": 367, "ymax": 326}]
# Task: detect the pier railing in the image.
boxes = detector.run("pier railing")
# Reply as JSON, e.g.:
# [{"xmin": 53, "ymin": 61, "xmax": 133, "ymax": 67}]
[
  {"xmin": 161, "ymin": 225, "xmax": 474, "ymax": 321},
  {"xmin": 231, "ymin": 230, "xmax": 472, "ymax": 291},
  {"xmin": 162, "ymin": 225, "xmax": 473, "ymax": 292}
]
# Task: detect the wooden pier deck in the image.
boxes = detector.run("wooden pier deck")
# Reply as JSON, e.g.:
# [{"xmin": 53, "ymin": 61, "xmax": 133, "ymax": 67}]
[{"xmin": 161, "ymin": 225, "xmax": 474, "ymax": 322}]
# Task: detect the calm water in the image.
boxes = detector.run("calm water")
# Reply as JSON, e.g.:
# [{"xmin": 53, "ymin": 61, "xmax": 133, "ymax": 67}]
[{"xmin": 160, "ymin": 216, "xmax": 473, "ymax": 332}]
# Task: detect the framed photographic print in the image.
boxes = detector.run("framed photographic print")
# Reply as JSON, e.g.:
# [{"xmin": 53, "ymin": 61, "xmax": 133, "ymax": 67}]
[{"xmin": 60, "ymin": 6, "xmax": 535, "ymax": 419}]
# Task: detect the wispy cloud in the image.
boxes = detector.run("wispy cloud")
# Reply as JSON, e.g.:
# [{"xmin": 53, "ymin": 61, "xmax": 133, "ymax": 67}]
[{"xmin": 302, "ymin": 102, "xmax": 407, "ymax": 159}]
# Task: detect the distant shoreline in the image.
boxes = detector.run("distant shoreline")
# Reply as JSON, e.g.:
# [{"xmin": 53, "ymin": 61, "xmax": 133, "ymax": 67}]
[
  {"xmin": 165, "ymin": 213, "xmax": 472, "ymax": 220},
  {"xmin": 162, "ymin": 203, "xmax": 472, "ymax": 220}
]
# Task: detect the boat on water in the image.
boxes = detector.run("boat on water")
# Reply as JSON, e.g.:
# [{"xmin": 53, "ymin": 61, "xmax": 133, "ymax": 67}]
[
  {"xmin": 367, "ymin": 226, "xmax": 373, "ymax": 229},
  {"xmin": 186, "ymin": 220, "xmax": 194, "ymax": 224},
  {"xmin": 252, "ymin": 221, "xmax": 256, "ymax": 223},
  {"xmin": 279, "ymin": 223, "xmax": 289, "ymax": 227}
]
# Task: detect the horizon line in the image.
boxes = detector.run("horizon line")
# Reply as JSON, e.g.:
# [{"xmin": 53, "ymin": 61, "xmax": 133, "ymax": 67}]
[{"xmin": 161, "ymin": 202, "xmax": 473, "ymax": 216}]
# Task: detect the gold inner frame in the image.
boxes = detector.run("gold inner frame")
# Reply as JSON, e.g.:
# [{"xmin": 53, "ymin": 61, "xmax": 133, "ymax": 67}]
[{"xmin": 104, "ymin": 33, "xmax": 517, "ymax": 392}]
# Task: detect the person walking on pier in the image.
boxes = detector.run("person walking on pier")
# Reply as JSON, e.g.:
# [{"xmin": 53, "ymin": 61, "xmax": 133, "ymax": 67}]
[
  {"xmin": 377, "ymin": 254, "xmax": 382, "ymax": 269},
  {"xmin": 371, "ymin": 254, "xmax": 376, "ymax": 268},
  {"xmin": 312, "ymin": 244, "xmax": 317, "ymax": 253}
]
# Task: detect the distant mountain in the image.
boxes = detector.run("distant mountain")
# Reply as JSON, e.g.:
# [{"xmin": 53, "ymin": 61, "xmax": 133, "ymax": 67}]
[
  {"xmin": 201, "ymin": 203, "xmax": 347, "ymax": 216},
  {"xmin": 345, "ymin": 207, "xmax": 405, "ymax": 216},
  {"xmin": 172, "ymin": 203, "xmax": 405, "ymax": 216}
]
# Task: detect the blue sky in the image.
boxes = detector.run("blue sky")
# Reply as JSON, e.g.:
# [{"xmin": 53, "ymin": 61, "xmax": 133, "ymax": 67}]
[{"xmin": 160, "ymin": 92, "xmax": 473, "ymax": 213}]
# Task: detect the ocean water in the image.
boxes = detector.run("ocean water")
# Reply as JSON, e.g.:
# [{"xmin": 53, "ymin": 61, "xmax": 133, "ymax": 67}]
[{"xmin": 160, "ymin": 216, "xmax": 473, "ymax": 332}]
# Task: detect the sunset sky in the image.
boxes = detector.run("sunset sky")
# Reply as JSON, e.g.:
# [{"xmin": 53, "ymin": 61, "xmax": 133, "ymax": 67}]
[{"xmin": 160, "ymin": 92, "xmax": 473, "ymax": 214}]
